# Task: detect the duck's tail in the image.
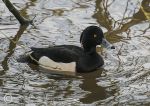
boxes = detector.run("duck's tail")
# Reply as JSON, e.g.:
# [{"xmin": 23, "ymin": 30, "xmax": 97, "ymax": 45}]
[{"xmin": 17, "ymin": 51, "xmax": 37, "ymax": 64}]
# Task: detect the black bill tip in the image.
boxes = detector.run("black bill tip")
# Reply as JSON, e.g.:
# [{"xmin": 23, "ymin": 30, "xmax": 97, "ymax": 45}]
[{"xmin": 111, "ymin": 45, "xmax": 115, "ymax": 49}]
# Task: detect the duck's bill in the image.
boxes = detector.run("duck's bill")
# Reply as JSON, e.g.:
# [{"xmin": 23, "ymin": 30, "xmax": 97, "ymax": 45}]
[{"xmin": 101, "ymin": 38, "xmax": 115, "ymax": 49}]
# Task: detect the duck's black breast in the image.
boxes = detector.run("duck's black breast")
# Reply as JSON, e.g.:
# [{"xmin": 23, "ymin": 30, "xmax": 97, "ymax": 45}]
[
  {"xmin": 76, "ymin": 53, "xmax": 104, "ymax": 72},
  {"xmin": 30, "ymin": 45, "xmax": 84, "ymax": 63}
]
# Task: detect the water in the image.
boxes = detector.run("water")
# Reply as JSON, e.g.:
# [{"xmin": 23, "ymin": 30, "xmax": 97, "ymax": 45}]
[{"xmin": 0, "ymin": 0, "xmax": 150, "ymax": 105}]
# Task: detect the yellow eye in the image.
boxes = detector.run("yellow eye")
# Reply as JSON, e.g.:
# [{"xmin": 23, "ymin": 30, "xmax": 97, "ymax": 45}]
[{"xmin": 94, "ymin": 34, "xmax": 97, "ymax": 38}]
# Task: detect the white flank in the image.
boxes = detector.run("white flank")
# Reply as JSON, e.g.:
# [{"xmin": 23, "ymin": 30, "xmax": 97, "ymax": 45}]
[{"xmin": 39, "ymin": 56, "xmax": 76, "ymax": 75}]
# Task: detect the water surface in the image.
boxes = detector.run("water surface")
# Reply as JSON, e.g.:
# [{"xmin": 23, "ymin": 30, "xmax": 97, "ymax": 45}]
[{"xmin": 0, "ymin": 0, "xmax": 150, "ymax": 105}]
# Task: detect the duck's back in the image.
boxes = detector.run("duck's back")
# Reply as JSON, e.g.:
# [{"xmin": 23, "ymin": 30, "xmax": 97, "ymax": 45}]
[{"xmin": 30, "ymin": 45, "xmax": 84, "ymax": 63}]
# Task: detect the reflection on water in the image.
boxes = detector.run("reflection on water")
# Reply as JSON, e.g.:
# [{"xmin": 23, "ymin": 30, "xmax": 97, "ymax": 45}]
[
  {"xmin": 2, "ymin": 25, "xmax": 28, "ymax": 71},
  {"xmin": 141, "ymin": 0, "xmax": 150, "ymax": 20},
  {"xmin": 29, "ymin": 64, "xmax": 114, "ymax": 104},
  {"xmin": 78, "ymin": 70, "xmax": 108, "ymax": 104},
  {"xmin": 0, "ymin": 0, "xmax": 150, "ymax": 105},
  {"xmin": 0, "ymin": 79, "xmax": 3, "ymax": 86},
  {"xmin": 93, "ymin": 0, "xmax": 150, "ymax": 42}
]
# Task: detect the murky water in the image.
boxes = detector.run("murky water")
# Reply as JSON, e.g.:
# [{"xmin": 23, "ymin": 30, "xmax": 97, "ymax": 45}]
[{"xmin": 0, "ymin": 0, "xmax": 150, "ymax": 105}]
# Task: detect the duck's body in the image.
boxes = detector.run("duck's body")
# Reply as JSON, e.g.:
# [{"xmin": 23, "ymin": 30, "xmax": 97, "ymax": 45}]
[
  {"xmin": 30, "ymin": 45, "xmax": 104, "ymax": 73},
  {"xmin": 23, "ymin": 26, "xmax": 114, "ymax": 73}
]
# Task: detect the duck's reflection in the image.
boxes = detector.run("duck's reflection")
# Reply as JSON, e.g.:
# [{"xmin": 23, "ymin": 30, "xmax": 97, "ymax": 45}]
[
  {"xmin": 77, "ymin": 69, "xmax": 108, "ymax": 104},
  {"xmin": 28, "ymin": 64, "xmax": 114, "ymax": 104},
  {"xmin": 0, "ymin": 79, "xmax": 3, "ymax": 86}
]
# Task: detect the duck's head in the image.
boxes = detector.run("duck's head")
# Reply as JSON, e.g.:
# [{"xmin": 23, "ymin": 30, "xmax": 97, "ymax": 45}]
[{"xmin": 80, "ymin": 26, "xmax": 115, "ymax": 53}]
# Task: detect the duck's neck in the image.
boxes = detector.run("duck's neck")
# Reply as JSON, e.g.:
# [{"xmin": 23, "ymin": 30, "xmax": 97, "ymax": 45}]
[{"xmin": 84, "ymin": 47, "xmax": 96, "ymax": 55}]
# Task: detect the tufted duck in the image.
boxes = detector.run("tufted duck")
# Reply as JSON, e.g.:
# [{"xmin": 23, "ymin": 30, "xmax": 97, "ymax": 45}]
[{"xmin": 25, "ymin": 26, "xmax": 115, "ymax": 74}]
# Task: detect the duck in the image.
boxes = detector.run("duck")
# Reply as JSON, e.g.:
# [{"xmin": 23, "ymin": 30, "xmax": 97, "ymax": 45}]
[{"xmin": 25, "ymin": 26, "xmax": 115, "ymax": 74}]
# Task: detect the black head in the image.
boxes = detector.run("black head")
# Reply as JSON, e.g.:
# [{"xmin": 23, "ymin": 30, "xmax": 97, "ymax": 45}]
[
  {"xmin": 80, "ymin": 26, "xmax": 104, "ymax": 51},
  {"xmin": 80, "ymin": 26, "xmax": 115, "ymax": 53}
]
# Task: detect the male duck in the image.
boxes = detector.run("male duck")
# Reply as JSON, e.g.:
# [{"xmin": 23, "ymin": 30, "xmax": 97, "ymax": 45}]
[{"xmin": 26, "ymin": 26, "xmax": 114, "ymax": 73}]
